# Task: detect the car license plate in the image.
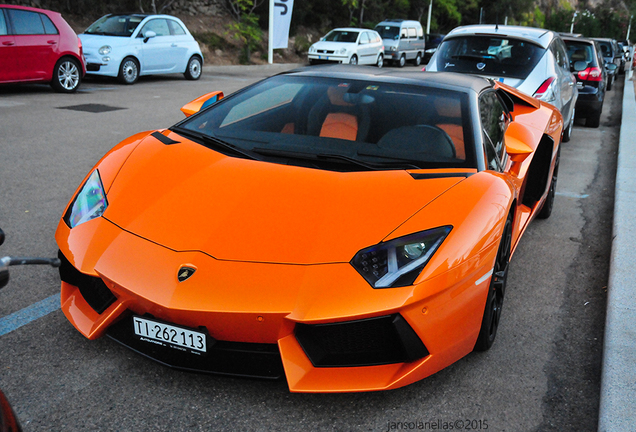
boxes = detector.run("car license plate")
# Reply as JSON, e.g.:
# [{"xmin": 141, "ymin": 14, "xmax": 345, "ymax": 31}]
[{"xmin": 133, "ymin": 316, "xmax": 207, "ymax": 353}]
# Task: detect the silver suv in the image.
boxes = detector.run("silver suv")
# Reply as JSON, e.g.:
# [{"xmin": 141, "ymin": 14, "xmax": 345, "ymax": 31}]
[{"xmin": 426, "ymin": 25, "xmax": 578, "ymax": 142}]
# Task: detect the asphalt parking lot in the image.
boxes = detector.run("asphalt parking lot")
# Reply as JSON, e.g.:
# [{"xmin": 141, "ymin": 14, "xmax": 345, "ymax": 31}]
[{"xmin": 0, "ymin": 65, "xmax": 621, "ymax": 431}]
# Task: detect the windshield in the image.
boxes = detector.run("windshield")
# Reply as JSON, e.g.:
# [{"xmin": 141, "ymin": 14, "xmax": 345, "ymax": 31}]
[
  {"xmin": 323, "ymin": 30, "xmax": 359, "ymax": 43},
  {"xmin": 436, "ymin": 36, "xmax": 545, "ymax": 79},
  {"xmin": 375, "ymin": 25, "xmax": 400, "ymax": 40},
  {"xmin": 565, "ymin": 41, "xmax": 598, "ymax": 69},
  {"xmin": 174, "ymin": 75, "xmax": 476, "ymax": 172},
  {"xmin": 85, "ymin": 15, "xmax": 144, "ymax": 36}
]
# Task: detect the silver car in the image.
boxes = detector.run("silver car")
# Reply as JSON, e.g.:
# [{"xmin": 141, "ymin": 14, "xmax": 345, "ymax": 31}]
[{"xmin": 426, "ymin": 25, "xmax": 577, "ymax": 142}]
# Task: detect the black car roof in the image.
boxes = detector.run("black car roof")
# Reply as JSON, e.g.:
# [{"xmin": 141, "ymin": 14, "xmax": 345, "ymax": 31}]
[{"xmin": 282, "ymin": 65, "xmax": 493, "ymax": 94}]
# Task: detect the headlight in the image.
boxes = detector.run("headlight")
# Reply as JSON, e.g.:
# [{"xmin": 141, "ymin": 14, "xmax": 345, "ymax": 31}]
[
  {"xmin": 64, "ymin": 170, "xmax": 108, "ymax": 228},
  {"xmin": 391, "ymin": 46, "xmax": 397, "ymax": 51},
  {"xmin": 339, "ymin": 48, "xmax": 348, "ymax": 55},
  {"xmin": 98, "ymin": 45, "xmax": 112, "ymax": 55},
  {"xmin": 309, "ymin": 45, "xmax": 315, "ymax": 53},
  {"xmin": 350, "ymin": 226, "xmax": 452, "ymax": 288}
]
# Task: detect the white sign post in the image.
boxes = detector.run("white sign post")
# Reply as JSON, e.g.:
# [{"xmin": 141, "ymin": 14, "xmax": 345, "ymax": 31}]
[{"xmin": 268, "ymin": 0, "xmax": 294, "ymax": 64}]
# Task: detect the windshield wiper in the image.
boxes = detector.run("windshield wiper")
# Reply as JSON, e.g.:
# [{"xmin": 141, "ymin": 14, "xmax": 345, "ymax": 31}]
[
  {"xmin": 252, "ymin": 148, "xmax": 420, "ymax": 170},
  {"xmin": 172, "ymin": 128, "xmax": 260, "ymax": 161}
]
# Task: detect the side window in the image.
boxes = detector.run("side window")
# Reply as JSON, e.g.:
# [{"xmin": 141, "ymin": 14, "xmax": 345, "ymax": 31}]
[
  {"xmin": 7, "ymin": 9, "xmax": 45, "ymax": 35},
  {"xmin": 360, "ymin": 32, "xmax": 370, "ymax": 44},
  {"xmin": 140, "ymin": 19, "xmax": 170, "ymax": 37},
  {"xmin": 557, "ymin": 39, "xmax": 569, "ymax": 70},
  {"xmin": 480, "ymin": 91, "xmax": 508, "ymax": 171},
  {"xmin": 417, "ymin": 26, "xmax": 424, "ymax": 40},
  {"xmin": 0, "ymin": 10, "xmax": 7, "ymax": 35},
  {"xmin": 408, "ymin": 27, "xmax": 416, "ymax": 39},
  {"xmin": 400, "ymin": 28, "xmax": 407, "ymax": 39},
  {"xmin": 168, "ymin": 19, "xmax": 186, "ymax": 35},
  {"xmin": 41, "ymin": 14, "xmax": 58, "ymax": 35}
]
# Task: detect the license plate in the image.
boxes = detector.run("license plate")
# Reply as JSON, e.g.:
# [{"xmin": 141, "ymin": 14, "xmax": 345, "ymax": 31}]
[{"xmin": 133, "ymin": 316, "xmax": 207, "ymax": 353}]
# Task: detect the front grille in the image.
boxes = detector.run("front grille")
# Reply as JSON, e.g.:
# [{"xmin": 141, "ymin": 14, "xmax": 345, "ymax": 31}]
[
  {"xmin": 317, "ymin": 49, "xmax": 335, "ymax": 54},
  {"xmin": 58, "ymin": 250, "xmax": 116, "ymax": 314},
  {"xmin": 295, "ymin": 314, "xmax": 429, "ymax": 367},
  {"xmin": 107, "ymin": 314, "xmax": 284, "ymax": 379}
]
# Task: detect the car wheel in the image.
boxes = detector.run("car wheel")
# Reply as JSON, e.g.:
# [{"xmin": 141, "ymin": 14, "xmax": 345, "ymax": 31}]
[
  {"xmin": 413, "ymin": 52, "xmax": 422, "ymax": 66},
  {"xmin": 562, "ymin": 108, "xmax": 574, "ymax": 142},
  {"xmin": 398, "ymin": 54, "xmax": 406, "ymax": 68},
  {"xmin": 50, "ymin": 58, "xmax": 81, "ymax": 93},
  {"xmin": 586, "ymin": 109, "xmax": 601, "ymax": 128},
  {"xmin": 118, "ymin": 57, "xmax": 139, "ymax": 85},
  {"xmin": 376, "ymin": 54, "xmax": 384, "ymax": 68},
  {"xmin": 184, "ymin": 56, "xmax": 202, "ymax": 80},
  {"xmin": 474, "ymin": 213, "xmax": 512, "ymax": 352},
  {"xmin": 537, "ymin": 148, "xmax": 560, "ymax": 219},
  {"xmin": 349, "ymin": 55, "xmax": 358, "ymax": 65}
]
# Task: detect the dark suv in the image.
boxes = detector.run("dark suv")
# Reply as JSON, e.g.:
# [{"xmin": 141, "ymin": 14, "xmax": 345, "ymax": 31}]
[
  {"xmin": 592, "ymin": 38, "xmax": 621, "ymax": 89},
  {"xmin": 563, "ymin": 36, "xmax": 607, "ymax": 128}
]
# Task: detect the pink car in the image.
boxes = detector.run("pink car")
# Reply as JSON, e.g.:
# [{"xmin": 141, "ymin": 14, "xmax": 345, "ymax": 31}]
[{"xmin": 0, "ymin": 4, "xmax": 85, "ymax": 93}]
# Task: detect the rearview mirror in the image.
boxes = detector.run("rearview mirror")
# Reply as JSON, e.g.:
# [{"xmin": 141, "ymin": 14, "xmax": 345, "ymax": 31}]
[
  {"xmin": 180, "ymin": 91, "xmax": 225, "ymax": 117},
  {"xmin": 143, "ymin": 30, "xmax": 156, "ymax": 43},
  {"xmin": 504, "ymin": 122, "xmax": 535, "ymax": 163}
]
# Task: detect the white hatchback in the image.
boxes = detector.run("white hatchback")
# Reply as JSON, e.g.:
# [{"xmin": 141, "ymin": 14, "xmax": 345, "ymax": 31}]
[
  {"xmin": 80, "ymin": 13, "xmax": 203, "ymax": 84},
  {"xmin": 308, "ymin": 28, "xmax": 384, "ymax": 67}
]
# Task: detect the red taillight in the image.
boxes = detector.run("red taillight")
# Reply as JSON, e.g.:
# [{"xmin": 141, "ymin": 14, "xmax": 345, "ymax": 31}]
[
  {"xmin": 534, "ymin": 76, "xmax": 556, "ymax": 98},
  {"xmin": 578, "ymin": 66, "xmax": 603, "ymax": 81}
]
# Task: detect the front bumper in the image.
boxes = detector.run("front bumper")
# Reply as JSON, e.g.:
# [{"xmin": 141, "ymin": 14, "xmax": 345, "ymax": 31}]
[
  {"xmin": 82, "ymin": 51, "xmax": 121, "ymax": 77},
  {"xmin": 308, "ymin": 54, "xmax": 349, "ymax": 64},
  {"xmin": 56, "ymin": 216, "xmax": 496, "ymax": 392}
]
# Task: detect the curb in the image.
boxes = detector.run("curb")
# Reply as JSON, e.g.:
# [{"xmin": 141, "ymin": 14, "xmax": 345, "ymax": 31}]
[
  {"xmin": 202, "ymin": 63, "xmax": 305, "ymax": 74},
  {"xmin": 598, "ymin": 72, "xmax": 636, "ymax": 430}
]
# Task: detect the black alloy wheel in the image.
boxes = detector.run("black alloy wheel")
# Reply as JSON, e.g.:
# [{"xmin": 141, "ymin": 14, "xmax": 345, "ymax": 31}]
[{"xmin": 474, "ymin": 214, "xmax": 512, "ymax": 351}]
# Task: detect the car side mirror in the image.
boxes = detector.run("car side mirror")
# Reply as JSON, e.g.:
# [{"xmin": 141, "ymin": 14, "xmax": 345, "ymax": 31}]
[
  {"xmin": 180, "ymin": 91, "xmax": 225, "ymax": 117},
  {"xmin": 606, "ymin": 63, "xmax": 618, "ymax": 71},
  {"xmin": 143, "ymin": 30, "xmax": 156, "ymax": 43},
  {"xmin": 504, "ymin": 122, "xmax": 535, "ymax": 163},
  {"xmin": 573, "ymin": 60, "xmax": 588, "ymax": 72}
]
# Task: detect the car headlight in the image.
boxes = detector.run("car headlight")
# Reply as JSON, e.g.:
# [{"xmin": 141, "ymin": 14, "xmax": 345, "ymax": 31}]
[
  {"xmin": 350, "ymin": 226, "xmax": 452, "ymax": 288},
  {"xmin": 391, "ymin": 46, "xmax": 397, "ymax": 51},
  {"xmin": 339, "ymin": 48, "xmax": 348, "ymax": 55},
  {"xmin": 64, "ymin": 170, "xmax": 108, "ymax": 228},
  {"xmin": 309, "ymin": 45, "xmax": 315, "ymax": 53},
  {"xmin": 98, "ymin": 45, "xmax": 112, "ymax": 55}
]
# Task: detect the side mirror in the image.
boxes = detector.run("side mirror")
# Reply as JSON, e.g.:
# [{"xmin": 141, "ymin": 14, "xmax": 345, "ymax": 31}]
[
  {"xmin": 573, "ymin": 60, "xmax": 588, "ymax": 72},
  {"xmin": 606, "ymin": 63, "xmax": 618, "ymax": 71},
  {"xmin": 504, "ymin": 122, "xmax": 535, "ymax": 163},
  {"xmin": 180, "ymin": 91, "xmax": 225, "ymax": 117},
  {"xmin": 143, "ymin": 30, "xmax": 156, "ymax": 43}
]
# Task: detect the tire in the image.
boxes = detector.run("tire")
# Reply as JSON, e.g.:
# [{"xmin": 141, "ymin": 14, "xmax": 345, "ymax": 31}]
[
  {"xmin": 350, "ymin": 55, "xmax": 358, "ymax": 65},
  {"xmin": 118, "ymin": 57, "xmax": 139, "ymax": 85},
  {"xmin": 376, "ymin": 54, "xmax": 384, "ymax": 68},
  {"xmin": 537, "ymin": 148, "xmax": 560, "ymax": 219},
  {"xmin": 184, "ymin": 56, "xmax": 202, "ymax": 80},
  {"xmin": 586, "ymin": 109, "xmax": 601, "ymax": 128},
  {"xmin": 50, "ymin": 58, "xmax": 81, "ymax": 93},
  {"xmin": 398, "ymin": 54, "xmax": 406, "ymax": 68},
  {"xmin": 562, "ymin": 108, "xmax": 574, "ymax": 142},
  {"xmin": 413, "ymin": 52, "xmax": 422, "ymax": 66},
  {"xmin": 474, "ymin": 214, "xmax": 512, "ymax": 352}
]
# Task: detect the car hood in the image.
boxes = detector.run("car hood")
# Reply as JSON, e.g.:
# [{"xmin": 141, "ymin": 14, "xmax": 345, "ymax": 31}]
[
  {"xmin": 79, "ymin": 33, "xmax": 133, "ymax": 48},
  {"xmin": 102, "ymin": 132, "xmax": 465, "ymax": 264}
]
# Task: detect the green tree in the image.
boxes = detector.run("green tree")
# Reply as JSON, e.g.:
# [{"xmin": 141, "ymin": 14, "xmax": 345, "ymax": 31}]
[{"xmin": 226, "ymin": 0, "xmax": 264, "ymax": 63}]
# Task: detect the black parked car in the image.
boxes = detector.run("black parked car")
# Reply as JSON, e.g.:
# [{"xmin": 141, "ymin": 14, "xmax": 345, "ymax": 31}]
[
  {"xmin": 563, "ymin": 36, "xmax": 607, "ymax": 128},
  {"xmin": 592, "ymin": 38, "xmax": 622, "ymax": 87}
]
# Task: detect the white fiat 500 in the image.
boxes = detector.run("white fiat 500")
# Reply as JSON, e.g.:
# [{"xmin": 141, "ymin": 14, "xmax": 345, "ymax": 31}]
[
  {"xmin": 308, "ymin": 28, "xmax": 384, "ymax": 67},
  {"xmin": 80, "ymin": 13, "xmax": 203, "ymax": 84}
]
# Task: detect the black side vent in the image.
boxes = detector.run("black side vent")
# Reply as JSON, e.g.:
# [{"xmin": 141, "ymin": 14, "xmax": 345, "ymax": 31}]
[
  {"xmin": 58, "ymin": 250, "xmax": 116, "ymax": 314},
  {"xmin": 295, "ymin": 314, "xmax": 429, "ymax": 367}
]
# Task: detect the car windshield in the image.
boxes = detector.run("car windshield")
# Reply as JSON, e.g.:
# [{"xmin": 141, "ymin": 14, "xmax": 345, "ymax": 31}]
[
  {"xmin": 173, "ymin": 75, "xmax": 475, "ymax": 172},
  {"xmin": 323, "ymin": 30, "xmax": 359, "ymax": 43},
  {"xmin": 375, "ymin": 25, "xmax": 400, "ymax": 40},
  {"xmin": 565, "ymin": 41, "xmax": 598, "ymax": 69},
  {"xmin": 436, "ymin": 36, "xmax": 545, "ymax": 79},
  {"xmin": 85, "ymin": 14, "xmax": 144, "ymax": 36}
]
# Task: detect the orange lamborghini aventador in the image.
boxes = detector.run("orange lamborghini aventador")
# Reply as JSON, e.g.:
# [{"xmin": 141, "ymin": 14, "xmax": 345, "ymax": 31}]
[{"xmin": 56, "ymin": 66, "xmax": 563, "ymax": 393}]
